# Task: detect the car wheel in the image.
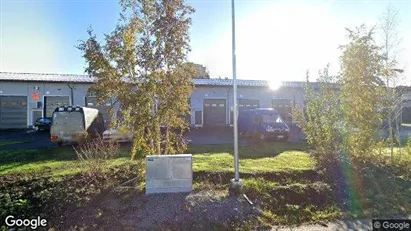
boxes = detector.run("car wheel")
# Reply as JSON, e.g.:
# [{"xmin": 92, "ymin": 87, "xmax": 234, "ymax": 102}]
[
  {"xmin": 57, "ymin": 142, "xmax": 63, "ymax": 147},
  {"xmin": 34, "ymin": 126, "xmax": 39, "ymax": 132}
]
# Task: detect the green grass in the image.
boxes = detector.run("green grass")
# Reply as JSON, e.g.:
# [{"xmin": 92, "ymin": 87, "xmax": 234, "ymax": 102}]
[
  {"xmin": 242, "ymin": 177, "xmax": 278, "ymax": 194},
  {"xmin": 0, "ymin": 142, "xmax": 310, "ymax": 177},
  {"xmin": 188, "ymin": 142, "xmax": 308, "ymax": 158},
  {"xmin": 0, "ymin": 146, "xmax": 134, "ymax": 177},
  {"xmin": 2, "ymin": 141, "xmax": 410, "ymax": 228},
  {"xmin": 0, "ymin": 157, "xmax": 132, "ymax": 177},
  {"xmin": 193, "ymin": 151, "xmax": 314, "ymax": 174},
  {"xmin": 190, "ymin": 142, "xmax": 313, "ymax": 174},
  {"xmin": 0, "ymin": 141, "xmax": 28, "ymax": 147}
]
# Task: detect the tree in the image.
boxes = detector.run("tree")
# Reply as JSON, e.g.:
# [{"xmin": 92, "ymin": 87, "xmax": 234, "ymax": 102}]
[
  {"xmin": 378, "ymin": 5, "xmax": 405, "ymax": 159},
  {"xmin": 293, "ymin": 67, "xmax": 344, "ymax": 172},
  {"xmin": 339, "ymin": 25, "xmax": 385, "ymax": 162},
  {"xmin": 185, "ymin": 62, "xmax": 210, "ymax": 79},
  {"xmin": 77, "ymin": 0, "xmax": 196, "ymax": 159}
]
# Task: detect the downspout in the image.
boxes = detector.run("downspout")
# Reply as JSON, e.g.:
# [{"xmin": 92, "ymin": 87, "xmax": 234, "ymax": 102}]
[{"xmin": 67, "ymin": 83, "xmax": 74, "ymax": 105}]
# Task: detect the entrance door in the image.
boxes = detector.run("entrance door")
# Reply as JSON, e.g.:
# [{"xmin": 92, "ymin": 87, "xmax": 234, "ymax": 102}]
[{"xmin": 32, "ymin": 111, "xmax": 42, "ymax": 126}]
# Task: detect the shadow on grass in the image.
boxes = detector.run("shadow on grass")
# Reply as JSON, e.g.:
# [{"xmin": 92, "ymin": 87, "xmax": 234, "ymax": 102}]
[
  {"xmin": 0, "ymin": 140, "xmax": 30, "ymax": 147},
  {"xmin": 0, "ymin": 145, "xmax": 133, "ymax": 166},
  {"xmin": 194, "ymin": 170, "xmax": 320, "ymax": 186},
  {"xmin": 358, "ymin": 165, "xmax": 411, "ymax": 217},
  {"xmin": 0, "ymin": 147, "xmax": 77, "ymax": 165},
  {"xmin": 326, "ymin": 160, "xmax": 411, "ymax": 219}
]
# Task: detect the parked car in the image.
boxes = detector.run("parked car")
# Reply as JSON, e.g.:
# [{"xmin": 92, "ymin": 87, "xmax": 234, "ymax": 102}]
[
  {"xmin": 238, "ymin": 108, "xmax": 290, "ymax": 141},
  {"xmin": 50, "ymin": 106, "xmax": 105, "ymax": 147},
  {"xmin": 103, "ymin": 127, "xmax": 133, "ymax": 143},
  {"xmin": 34, "ymin": 117, "xmax": 52, "ymax": 131}
]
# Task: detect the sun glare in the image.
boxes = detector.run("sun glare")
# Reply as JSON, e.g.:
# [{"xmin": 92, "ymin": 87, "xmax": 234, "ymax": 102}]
[{"xmin": 269, "ymin": 80, "xmax": 282, "ymax": 91}]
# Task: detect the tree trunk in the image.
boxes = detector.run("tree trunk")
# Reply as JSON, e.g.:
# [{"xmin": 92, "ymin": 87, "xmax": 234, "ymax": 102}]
[
  {"xmin": 164, "ymin": 126, "xmax": 169, "ymax": 155},
  {"xmin": 145, "ymin": 126, "xmax": 154, "ymax": 153},
  {"xmin": 395, "ymin": 111, "xmax": 402, "ymax": 158},
  {"xmin": 131, "ymin": 135, "xmax": 142, "ymax": 160},
  {"xmin": 155, "ymin": 123, "xmax": 161, "ymax": 154}
]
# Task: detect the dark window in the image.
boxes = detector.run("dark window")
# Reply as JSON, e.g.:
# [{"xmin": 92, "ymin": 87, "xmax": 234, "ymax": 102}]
[{"xmin": 195, "ymin": 111, "xmax": 202, "ymax": 125}]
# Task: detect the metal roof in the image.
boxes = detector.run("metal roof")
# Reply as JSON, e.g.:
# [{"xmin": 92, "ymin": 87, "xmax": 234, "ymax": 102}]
[
  {"xmin": 0, "ymin": 72, "xmax": 95, "ymax": 83},
  {"xmin": 193, "ymin": 78, "xmax": 269, "ymax": 87},
  {"xmin": 0, "ymin": 72, "xmax": 330, "ymax": 88}
]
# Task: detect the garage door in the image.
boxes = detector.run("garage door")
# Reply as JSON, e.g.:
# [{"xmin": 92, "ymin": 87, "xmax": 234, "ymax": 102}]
[
  {"xmin": 402, "ymin": 107, "xmax": 411, "ymax": 124},
  {"xmin": 0, "ymin": 96, "xmax": 27, "ymax": 129},
  {"xmin": 85, "ymin": 97, "xmax": 112, "ymax": 128},
  {"xmin": 230, "ymin": 99, "xmax": 260, "ymax": 124},
  {"xmin": 272, "ymin": 99, "xmax": 292, "ymax": 122},
  {"xmin": 238, "ymin": 99, "xmax": 260, "ymax": 111},
  {"xmin": 204, "ymin": 99, "xmax": 226, "ymax": 126},
  {"xmin": 44, "ymin": 96, "xmax": 70, "ymax": 118}
]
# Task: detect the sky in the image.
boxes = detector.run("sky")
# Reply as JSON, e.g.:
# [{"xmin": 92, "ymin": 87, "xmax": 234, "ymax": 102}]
[{"xmin": 1, "ymin": 0, "xmax": 410, "ymax": 83}]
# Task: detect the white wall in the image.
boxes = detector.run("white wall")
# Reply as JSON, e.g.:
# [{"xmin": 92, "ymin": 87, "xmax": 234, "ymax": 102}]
[
  {"xmin": 0, "ymin": 81, "xmax": 307, "ymax": 128},
  {"xmin": 189, "ymin": 86, "xmax": 304, "ymax": 126},
  {"xmin": 0, "ymin": 81, "xmax": 91, "ymax": 126}
]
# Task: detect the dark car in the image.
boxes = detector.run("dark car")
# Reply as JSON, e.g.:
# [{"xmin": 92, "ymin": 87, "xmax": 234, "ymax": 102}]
[
  {"xmin": 238, "ymin": 108, "xmax": 290, "ymax": 141},
  {"xmin": 34, "ymin": 117, "xmax": 52, "ymax": 131}
]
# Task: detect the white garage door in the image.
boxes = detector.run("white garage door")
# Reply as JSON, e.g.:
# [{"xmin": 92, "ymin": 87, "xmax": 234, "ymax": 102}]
[
  {"xmin": 44, "ymin": 96, "xmax": 70, "ymax": 118},
  {"xmin": 0, "ymin": 96, "xmax": 27, "ymax": 129}
]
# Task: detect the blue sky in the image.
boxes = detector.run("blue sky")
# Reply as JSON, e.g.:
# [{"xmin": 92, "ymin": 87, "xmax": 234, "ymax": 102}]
[{"xmin": 1, "ymin": 0, "xmax": 410, "ymax": 83}]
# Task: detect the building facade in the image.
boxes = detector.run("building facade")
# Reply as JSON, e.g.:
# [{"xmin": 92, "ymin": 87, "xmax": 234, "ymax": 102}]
[{"xmin": 0, "ymin": 72, "xmax": 309, "ymax": 129}]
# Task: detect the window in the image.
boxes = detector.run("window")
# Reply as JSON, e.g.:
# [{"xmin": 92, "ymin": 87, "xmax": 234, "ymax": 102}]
[
  {"xmin": 261, "ymin": 114, "xmax": 283, "ymax": 123},
  {"xmin": 52, "ymin": 111, "xmax": 84, "ymax": 131},
  {"xmin": 195, "ymin": 111, "xmax": 202, "ymax": 125}
]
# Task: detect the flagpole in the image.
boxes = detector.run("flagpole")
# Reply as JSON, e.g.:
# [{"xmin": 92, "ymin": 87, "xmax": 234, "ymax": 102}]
[{"xmin": 230, "ymin": 0, "xmax": 242, "ymax": 191}]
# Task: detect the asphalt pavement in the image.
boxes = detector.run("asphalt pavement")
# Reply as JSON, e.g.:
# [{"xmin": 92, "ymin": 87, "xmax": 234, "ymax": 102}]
[
  {"xmin": 0, "ymin": 129, "xmax": 57, "ymax": 150},
  {"xmin": 0, "ymin": 125, "xmax": 304, "ymax": 150}
]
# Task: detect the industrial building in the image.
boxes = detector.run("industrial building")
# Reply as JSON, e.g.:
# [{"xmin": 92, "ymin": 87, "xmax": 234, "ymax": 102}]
[{"xmin": 0, "ymin": 72, "xmax": 314, "ymax": 129}]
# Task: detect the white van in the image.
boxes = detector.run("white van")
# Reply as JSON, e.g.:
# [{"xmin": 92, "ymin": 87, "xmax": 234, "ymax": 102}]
[{"xmin": 50, "ymin": 106, "xmax": 105, "ymax": 146}]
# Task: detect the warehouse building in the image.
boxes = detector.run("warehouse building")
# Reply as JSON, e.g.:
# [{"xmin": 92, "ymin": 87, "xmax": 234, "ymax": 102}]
[{"xmin": 0, "ymin": 72, "xmax": 309, "ymax": 129}]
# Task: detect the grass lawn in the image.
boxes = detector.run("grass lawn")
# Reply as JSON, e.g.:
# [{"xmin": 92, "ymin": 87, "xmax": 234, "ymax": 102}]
[
  {"xmin": 0, "ymin": 147, "xmax": 133, "ymax": 177},
  {"xmin": 188, "ymin": 142, "xmax": 312, "ymax": 174},
  {"xmin": 1, "ymin": 141, "xmax": 411, "ymax": 230},
  {"xmin": 193, "ymin": 151, "xmax": 313, "ymax": 174},
  {"xmin": 0, "ymin": 142, "xmax": 310, "ymax": 177}
]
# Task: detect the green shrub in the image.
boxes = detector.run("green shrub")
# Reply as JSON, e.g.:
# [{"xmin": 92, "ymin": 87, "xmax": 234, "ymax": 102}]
[
  {"xmin": 74, "ymin": 134, "xmax": 120, "ymax": 173},
  {"xmin": 293, "ymin": 68, "xmax": 344, "ymax": 171}
]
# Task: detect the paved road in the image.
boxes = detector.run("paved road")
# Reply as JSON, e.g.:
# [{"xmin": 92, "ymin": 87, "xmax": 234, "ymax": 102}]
[
  {"xmin": 0, "ymin": 126, "xmax": 305, "ymax": 150},
  {"xmin": 0, "ymin": 129, "xmax": 57, "ymax": 150}
]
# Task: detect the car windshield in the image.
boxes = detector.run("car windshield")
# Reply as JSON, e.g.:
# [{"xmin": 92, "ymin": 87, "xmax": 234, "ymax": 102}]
[{"xmin": 261, "ymin": 114, "xmax": 283, "ymax": 123}]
